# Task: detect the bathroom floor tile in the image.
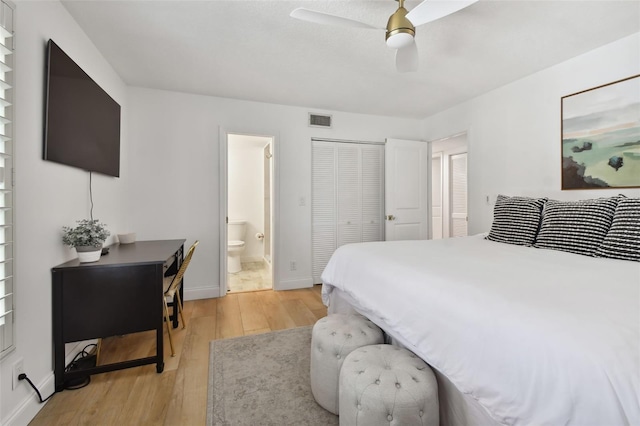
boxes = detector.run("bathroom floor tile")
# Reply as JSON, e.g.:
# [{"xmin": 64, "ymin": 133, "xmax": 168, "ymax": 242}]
[{"xmin": 228, "ymin": 261, "xmax": 272, "ymax": 293}]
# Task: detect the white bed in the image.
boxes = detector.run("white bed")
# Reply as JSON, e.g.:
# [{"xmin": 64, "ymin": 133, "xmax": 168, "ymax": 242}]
[{"xmin": 321, "ymin": 234, "xmax": 640, "ymax": 425}]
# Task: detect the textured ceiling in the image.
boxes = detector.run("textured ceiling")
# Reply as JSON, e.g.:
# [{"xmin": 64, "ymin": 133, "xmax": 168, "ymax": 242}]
[{"xmin": 61, "ymin": 0, "xmax": 640, "ymax": 119}]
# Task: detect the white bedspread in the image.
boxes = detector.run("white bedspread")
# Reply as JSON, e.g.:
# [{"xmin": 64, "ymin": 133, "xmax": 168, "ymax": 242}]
[{"xmin": 321, "ymin": 235, "xmax": 640, "ymax": 425}]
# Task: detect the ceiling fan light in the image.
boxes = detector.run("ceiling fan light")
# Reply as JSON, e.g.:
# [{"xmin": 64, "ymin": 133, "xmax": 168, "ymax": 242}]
[{"xmin": 386, "ymin": 31, "xmax": 414, "ymax": 49}]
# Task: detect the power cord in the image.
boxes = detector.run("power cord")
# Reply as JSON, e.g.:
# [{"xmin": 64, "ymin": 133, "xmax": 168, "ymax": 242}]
[
  {"xmin": 17, "ymin": 343, "xmax": 98, "ymax": 402},
  {"xmin": 89, "ymin": 171, "xmax": 94, "ymax": 221},
  {"xmin": 18, "ymin": 373, "xmax": 56, "ymax": 403},
  {"xmin": 63, "ymin": 343, "xmax": 97, "ymax": 390}
]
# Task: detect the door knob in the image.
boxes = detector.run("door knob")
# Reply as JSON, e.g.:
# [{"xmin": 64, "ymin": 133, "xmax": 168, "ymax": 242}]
[{"xmin": 386, "ymin": 214, "xmax": 396, "ymax": 221}]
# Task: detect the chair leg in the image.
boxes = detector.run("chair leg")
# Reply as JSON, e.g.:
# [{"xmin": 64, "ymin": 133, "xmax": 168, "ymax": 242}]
[
  {"xmin": 175, "ymin": 290, "xmax": 186, "ymax": 329},
  {"xmin": 163, "ymin": 299, "xmax": 175, "ymax": 357}
]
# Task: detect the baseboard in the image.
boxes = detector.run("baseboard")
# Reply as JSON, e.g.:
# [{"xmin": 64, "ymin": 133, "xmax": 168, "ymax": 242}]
[
  {"xmin": 275, "ymin": 277, "xmax": 313, "ymax": 291},
  {"xmin": 184, "ymin": 278, "xmax": 312, "ymax": 298},
  {"xmin": 3, "ymin": 372, "xmax": 55, "ymax": 426},
  {"xmin": 185, "ymin": 285, "xmax": 220, "ymax": 300}
]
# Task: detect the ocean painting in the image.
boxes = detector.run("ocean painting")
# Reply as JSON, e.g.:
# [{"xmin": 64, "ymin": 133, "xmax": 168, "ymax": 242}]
[{"xmin": 561, "ymin": 75, "xmax": 640, "ymax": 190}]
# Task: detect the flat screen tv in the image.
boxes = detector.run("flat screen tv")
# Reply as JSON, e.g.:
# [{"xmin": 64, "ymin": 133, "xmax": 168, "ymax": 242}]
[{"xmin": 44, "ymin": 39, "xmax": 121, "ymax": 177}]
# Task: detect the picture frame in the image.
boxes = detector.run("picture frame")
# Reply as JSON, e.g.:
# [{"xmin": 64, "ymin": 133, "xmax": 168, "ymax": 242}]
[{"xmin": 561, "ymin": 74, "xmax": 640, "ymax": 190}]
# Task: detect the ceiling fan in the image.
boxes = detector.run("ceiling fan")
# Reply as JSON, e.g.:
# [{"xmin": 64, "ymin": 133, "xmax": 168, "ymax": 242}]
[{"xmin": 290, "ymin": 0, "xmax": 478, "ymax": 73}]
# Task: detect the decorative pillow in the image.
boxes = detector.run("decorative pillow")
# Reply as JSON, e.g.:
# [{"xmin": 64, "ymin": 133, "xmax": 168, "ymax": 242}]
[
  {"xmin": 485, "ymin": 195, "xmax": 547, "ymax": 246},
  {"xmin": 595, "ymin": 198, "xmax": 640, "ymax": 262},
  {"xmin": 533, "ymin": 197, "xmax": 620, "ymax": 257}
]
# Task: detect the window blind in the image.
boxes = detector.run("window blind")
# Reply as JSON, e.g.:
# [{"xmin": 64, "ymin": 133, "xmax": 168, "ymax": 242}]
[{"xmin": 0, "ymin": 0, "xmax": 14, "ymax": 358}]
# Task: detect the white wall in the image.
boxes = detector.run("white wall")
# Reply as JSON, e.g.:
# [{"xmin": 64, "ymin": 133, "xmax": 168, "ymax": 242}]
[
  {"xmin": 126, "ymin": 87, "xmax": 423, "ymax": 296},
  {"xmin": 228, "ymin": 135, "xmax": 268, "ymax": 263},
  {"xmin": 422, "ymin": 33, "xmax": 640, "ymax": 235},
  {"xmin": 6, "ymin": 3, "xmax": 637, "ymax": 423},
  {"xmin": 1, "ymin": 1, "xmax": 129, "ymax": 424}
]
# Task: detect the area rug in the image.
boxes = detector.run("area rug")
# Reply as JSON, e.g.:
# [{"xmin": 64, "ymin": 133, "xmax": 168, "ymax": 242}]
[{"xmin": 207, "ymin": 326, "xmax": 339, "ymax": 425}]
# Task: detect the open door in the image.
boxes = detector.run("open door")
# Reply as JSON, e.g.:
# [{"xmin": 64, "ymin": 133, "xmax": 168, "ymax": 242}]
[
  {"xmin": 430, "ymin": 133, "xmax": 468, "ymax": 239},
  {"xmin": 384, "ymin": 138, "xmax": 429, "ymax": 241}
]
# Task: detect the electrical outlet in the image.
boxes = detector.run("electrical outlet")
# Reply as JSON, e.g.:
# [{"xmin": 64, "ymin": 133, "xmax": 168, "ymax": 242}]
[
  {"xmin": 12, "ymin": 357, "xmax": 24, "ymax": 390},
  {"xmin": 290, "ymin": 261, "xmax": 297, "ymax": 271}
]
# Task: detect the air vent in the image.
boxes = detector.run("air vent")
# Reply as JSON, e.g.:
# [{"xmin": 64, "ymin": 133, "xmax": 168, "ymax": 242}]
[{"xmin": 309, "ymin": 113, "xmax": 332, "ymax": 128}]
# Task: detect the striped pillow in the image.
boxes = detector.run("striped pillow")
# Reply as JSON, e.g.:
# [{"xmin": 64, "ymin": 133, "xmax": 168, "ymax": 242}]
[
  {"xmin": 595, "ymin": 198, "xmax": 640, "ymax": 262},
  {"xmin": 485, "ymin": 195, "xmax": 547, "ymax": 246},
  {"xmin": 533, "ymin": 197, "xmax": 620, "ymax": 256}
]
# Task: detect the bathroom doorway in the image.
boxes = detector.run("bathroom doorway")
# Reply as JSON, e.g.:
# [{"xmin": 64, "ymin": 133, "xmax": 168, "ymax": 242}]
[{"xmin": 224, "ymin": 133, "xmax": 275, "ymax": 293}]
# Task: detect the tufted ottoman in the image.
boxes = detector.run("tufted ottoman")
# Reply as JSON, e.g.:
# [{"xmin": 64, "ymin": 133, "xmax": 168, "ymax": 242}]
[
  {"xmin": 339, "ymin": 344, "xmax": 439, "ymax": 426},
  {"xmin": 310, "ymin": 314, "xmax": 384, "ymax": 415}
]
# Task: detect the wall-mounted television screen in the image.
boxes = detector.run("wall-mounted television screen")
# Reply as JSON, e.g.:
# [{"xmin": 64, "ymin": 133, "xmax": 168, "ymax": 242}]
[{"xmin": 44, "ymin": 39, "xmax": 121, "ymax": 177}]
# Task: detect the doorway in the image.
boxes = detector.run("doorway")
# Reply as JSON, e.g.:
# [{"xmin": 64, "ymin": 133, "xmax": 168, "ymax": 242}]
[
  {"xmin": 430, "ymin": 133, "xmax": 468, "ymax": 239},
  {"xmin": 224, "ymin": 133, "xmax": 275, "ymax": 293}
]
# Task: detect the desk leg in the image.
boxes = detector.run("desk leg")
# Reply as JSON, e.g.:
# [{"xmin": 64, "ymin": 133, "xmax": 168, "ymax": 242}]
[
  {"xmin": 52, "ymin": 271, "xmax": 66, "ymax": 392},
  {"xmin": 156, "ymin": 324, "xmax": 164, "ymax": 373}
]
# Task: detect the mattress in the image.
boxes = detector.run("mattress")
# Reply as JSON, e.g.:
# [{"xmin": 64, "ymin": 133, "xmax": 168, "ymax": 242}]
[{"xmin": 321, "ymin": 234, "xmax": 640, "ymax": 425}]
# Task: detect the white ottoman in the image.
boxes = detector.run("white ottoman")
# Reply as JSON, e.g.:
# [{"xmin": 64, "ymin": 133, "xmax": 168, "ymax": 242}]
[
  {"xmin": 310, "ymin": 314, "xmax": 384, "ymax": 415},
  {"xmin": 339, "ymin": 345, "xmax": 439, "ymax": 426}
]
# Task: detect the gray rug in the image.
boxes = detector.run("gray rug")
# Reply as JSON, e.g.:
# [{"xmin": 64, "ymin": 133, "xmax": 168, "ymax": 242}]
[{"xmin": 207, "ymin": 326, "xmax": 339, "ymax": 426}]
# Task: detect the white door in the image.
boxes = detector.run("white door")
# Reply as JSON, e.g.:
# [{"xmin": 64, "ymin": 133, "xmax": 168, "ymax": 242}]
[
  {"xmin": 311, "ymin": 142, "xmax": 337, "ymax": 284},
  {"xmin": 384, "ymin": 138, "xmax": 429, "ymax": 241},
  {"xmin": 336, "ymin": 144, "xmax": 362, "ymax": 247},
  {"xmin": 311, "ymin": 140, "xmax": 384, "ymax": 284},
  {"xmin": 431, "ymin": 153, "xmax": 443, "ymax": 239},
  {"xmin": 361, "ymin": 145, "xmax": 384, "ymax": 243},
  {"xmin": 449, "ymin": 153, "xmax": 468, "ymax": 237},
  {"xmin": 430, "ymin": 133, "xmax": 468, "ymax": 239}
]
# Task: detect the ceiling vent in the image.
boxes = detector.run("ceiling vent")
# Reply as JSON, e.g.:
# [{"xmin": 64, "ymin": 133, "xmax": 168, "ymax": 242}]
[{"xmin": 309, "ymin": 113, "xmax": 332, "ymax": 128}]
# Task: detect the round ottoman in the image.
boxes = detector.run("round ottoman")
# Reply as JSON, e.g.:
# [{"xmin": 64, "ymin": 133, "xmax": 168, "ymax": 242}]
[
  {"xmin": 310, "ymin": 314, "xmax": 384, "ymax": 414},
  {"xmin": 339, "ymin": 345, "xmax": 439, "ymax": 426}
]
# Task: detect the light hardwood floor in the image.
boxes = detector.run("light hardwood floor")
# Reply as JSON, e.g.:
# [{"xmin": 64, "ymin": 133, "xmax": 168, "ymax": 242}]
[{"xmin": 30, "ymin": 286, "xmax": 326, "ymax": 425}]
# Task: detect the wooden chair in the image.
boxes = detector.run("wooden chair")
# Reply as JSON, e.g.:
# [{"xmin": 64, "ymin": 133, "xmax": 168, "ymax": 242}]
[{"xmin": 163, "ymin": 240, "xmax": 199, "ymax": 356}]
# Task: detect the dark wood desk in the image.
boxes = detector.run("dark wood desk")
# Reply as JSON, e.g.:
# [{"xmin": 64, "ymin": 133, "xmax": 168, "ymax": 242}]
[{"xmin": 52, "ymin": 239, "xmax": 185, "ymax": 391}]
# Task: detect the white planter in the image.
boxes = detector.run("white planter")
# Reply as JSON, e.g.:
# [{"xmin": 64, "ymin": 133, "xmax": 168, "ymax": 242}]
[{"xmin": 75, "ymin": 246, "xmax": 102, "ymax": 263}]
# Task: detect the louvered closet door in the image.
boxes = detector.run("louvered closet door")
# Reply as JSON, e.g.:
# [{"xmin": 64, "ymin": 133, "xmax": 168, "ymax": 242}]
[
  {"xmin": 312, "ymin": 141, "xmax": 384, "ymax": 284},
  {"xmin": 361, "ymin": 145, "xmax": 384, "ymax": 242},
  {"xmin": 337, "ymin": 144, "xmax": 361, "ymax": 247},
  {"xmin": 312, "ymin": 143, "xmax": 336, "ymax": 284},
  {"xmin": 450, "ymin": 152, "xmax": 468, "ymax": 237}
]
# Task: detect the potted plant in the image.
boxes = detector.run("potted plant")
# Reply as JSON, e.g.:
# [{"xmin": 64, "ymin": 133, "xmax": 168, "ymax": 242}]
[{"xmin": 62, "ymin": 219, "xmax": 110, "ymax": 263}]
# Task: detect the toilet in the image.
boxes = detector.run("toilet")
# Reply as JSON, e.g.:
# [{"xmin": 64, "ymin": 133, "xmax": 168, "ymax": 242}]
[{"xmin": 227, "ymin": 220, "xmax": 246, "ymax": 273}]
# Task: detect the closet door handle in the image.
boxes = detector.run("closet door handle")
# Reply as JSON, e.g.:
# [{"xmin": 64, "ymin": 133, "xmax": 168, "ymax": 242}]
[{"xmin": 386, "ymin": 215, "xmax": 396, "ymax": 221}]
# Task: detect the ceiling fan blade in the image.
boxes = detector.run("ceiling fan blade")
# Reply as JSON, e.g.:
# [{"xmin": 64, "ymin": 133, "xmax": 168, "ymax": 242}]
[
  {"xmin": 290, "ymin": 8, "xmax": 381, "ymax": 30},
  {"xmin": 406, "ymin": 0, "xmax": 479, "ymax": 27},
  {"xmin": 396, "ymin": 42, "xmax": 418, "ymax": 73}
]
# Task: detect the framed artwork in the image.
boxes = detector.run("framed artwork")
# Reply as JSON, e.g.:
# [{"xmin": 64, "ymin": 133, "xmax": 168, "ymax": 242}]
[{"xmin": 561, "ymin": 74, "xmax": 640, "ymax": 190}]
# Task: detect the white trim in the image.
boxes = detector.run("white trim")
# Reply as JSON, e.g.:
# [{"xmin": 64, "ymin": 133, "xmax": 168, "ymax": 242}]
[
  {"xmin": 311, "ymin": 137, "xmax": 385, "ymax": 145},
  {"xmin": 271, "ymin": 137, "xmax": 280, "ymax": 290},
  {"xmin": 3, "ymin": 372, "xmax": 55, "ymax": 426},
  {"xmin": 185, "ymin": 286, "xmax": 220, "ymax": 301},
  {"xmin": 218, "ymin": 127, "xmax": 228, "ymax": 296},
  {"xmin": 277, "ymin": 277, "xmax": 313, "ymax": 291}
]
